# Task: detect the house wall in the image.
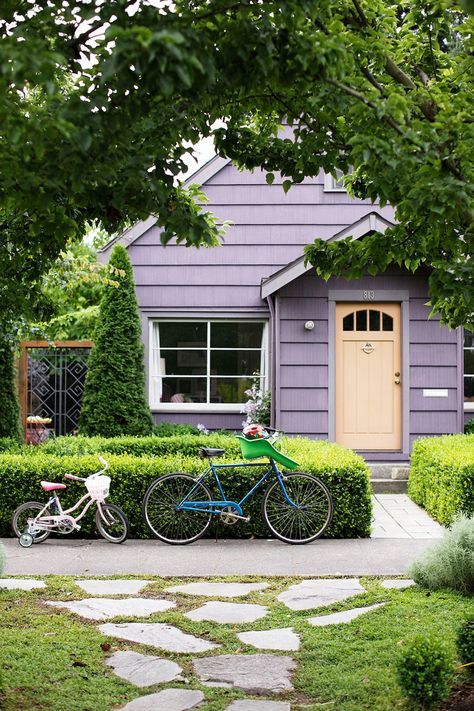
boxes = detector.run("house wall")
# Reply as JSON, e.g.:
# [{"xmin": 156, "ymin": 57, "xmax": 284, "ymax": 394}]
[{"xmin": 276, "ymin": 267, "xmax": 463, "ymax": 455}]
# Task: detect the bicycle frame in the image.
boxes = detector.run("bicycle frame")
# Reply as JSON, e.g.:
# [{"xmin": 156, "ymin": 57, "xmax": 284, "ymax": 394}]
[
  {"xmin": 177, "ymin": 458, "xmax": 299, "ymax": 517},
  {"xmin": 27, "ymin": 490, "xmax": 103, "ymax": 533}
]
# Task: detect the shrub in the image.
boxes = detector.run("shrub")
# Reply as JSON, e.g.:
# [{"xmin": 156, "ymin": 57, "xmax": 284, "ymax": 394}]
[
  {"xmin": 0, "ymin": 334, "xmax": 22, "ymax": 442},
  {"xmin": 465, "ymin": 418, "xmax": 474, "ymax": 435},
  {"xmin": 396, "ymin": 634, "xmax": 454, "ymax": 709},
  {"xmin": 0, "ymin": 543, "xmax": 5, "ymax": 575},
  {"xmin": 152, "ymin": 422, "xmax": 201, "ymax": 436},
  {"xmin": 79, "ymin": 244, "xmax": 153, "ymax": 436},
  {"xmin": 408, "ymin": 435, "xmax": 474, "ymax": 525},
  {"xmin": 0, "ymin": 438, "xmax": 21, "ymax": 453},
  {"xmin": 409, "ymin": 515, "xmax": 474, "ymax": 595},
  {"xmin": 0, "ymin": 438, "xmax": 372, "ymax": 539},
  {"xmin": 456, "ymin": 620, "xmax": 474, "ymax": 674}
]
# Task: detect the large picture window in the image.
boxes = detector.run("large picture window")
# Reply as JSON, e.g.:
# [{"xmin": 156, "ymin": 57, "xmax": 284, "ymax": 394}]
[
  {"xmin": 465, "ymin": 332, "xmax": 474, "ymax": 408},
  {"xmin": 150, "ymin": 320, "xmax": 268, "ymax": 409}
]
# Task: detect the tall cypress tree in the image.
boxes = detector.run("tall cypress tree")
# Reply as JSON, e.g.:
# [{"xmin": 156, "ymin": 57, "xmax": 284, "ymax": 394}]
[
  {"xmin": 0, "ymin": 332, "xmax": 22, "ymax": 441},
  {"xmin": 79, "ymin": 244, "xmax": 153, "ymax": 436}
]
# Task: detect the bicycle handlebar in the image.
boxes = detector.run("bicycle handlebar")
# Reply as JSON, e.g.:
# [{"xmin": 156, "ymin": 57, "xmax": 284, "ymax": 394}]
[{"xmin": 64, "ymin": 456, "xmax": 109, "ymax": 483}]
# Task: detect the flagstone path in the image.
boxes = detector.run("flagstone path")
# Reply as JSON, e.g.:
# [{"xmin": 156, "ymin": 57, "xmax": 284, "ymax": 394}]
[{"xmin": 2, "ymin": 575, "xmax": 415, "ymax": 709}]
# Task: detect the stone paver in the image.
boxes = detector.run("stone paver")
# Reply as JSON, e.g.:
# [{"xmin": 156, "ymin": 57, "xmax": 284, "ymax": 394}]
[
  {"xmin": 381, "ymin": 579, "xmax": 415, "ymax": 589},
  {"xmin": 186, "ymin": 601, "xmax": 268, "ymax": 624},
  {"xmin": 120, "ymin": 688, "xmax": 204, "ymax": 711},
  {"xmin": 76, "ymin": 579, "xmax": 151, "ymax": 595},
  {"xmin": 45, "ymin": 597, "xmax": 175, "ymax": 621},
  {"xmin": 0, "ymin": 578, "xmax": 45, "ymax": 591},
  {"xmin": 193, "ymin": 654, "xmax": 296, "ymax": 694},
  {"xmin": 277, "ymin": 578, "xmax": 366, "ymax": 611},
  {"xmin": 237, "ymin": 628, "xmax": 300, "ymax": 651},
  {"xmin": 99, "ymin": 623, "xmax": 219, "ymax": 653},
  {"xmin": 106, "ymin": 651, "xmax": 182, "ymax": 687},
  {"xmin": 225, "ymin": 702, "xmax": 290, "ymax": 711},
  {"xmin": 166, "ymin": 582, "xmax": 269, "ymax": 598},
  {"xmin": 307, "ymin": 603, "xmax": 386, "ymax": 627},
  {"xmin": 371, "ymin": 495, "xmax": 444, "ymax": 539}
]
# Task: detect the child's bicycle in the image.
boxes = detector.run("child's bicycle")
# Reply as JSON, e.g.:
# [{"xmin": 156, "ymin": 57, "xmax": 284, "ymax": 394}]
[
  {"xmin": 12, "ymin": 456, "xmax": 129, "ymax": 547},
  {"xmin": 142, "ymin": 425, "xmax": 333, "ymax": 545}
]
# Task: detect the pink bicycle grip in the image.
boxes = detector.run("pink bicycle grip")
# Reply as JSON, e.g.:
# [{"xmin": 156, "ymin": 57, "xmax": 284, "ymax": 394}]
[{"xmin": 64, "ymin": 473, "xmax": 80, "ymax": 481}]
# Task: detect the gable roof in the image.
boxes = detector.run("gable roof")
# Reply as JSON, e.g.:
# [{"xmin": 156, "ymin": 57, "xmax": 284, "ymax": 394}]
[
  {"xmin": 260, "ymin": 211, "xmax": 395, "ymax": 298},
  {"xmin": 99, "ymin": 154, "xmax": 232, "ymax": 254}
]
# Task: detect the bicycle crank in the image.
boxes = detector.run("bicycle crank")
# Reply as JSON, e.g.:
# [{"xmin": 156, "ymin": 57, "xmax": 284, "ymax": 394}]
[{"xmin": 219, "ymin": 506, "xmax": 250, "ymax": 525}]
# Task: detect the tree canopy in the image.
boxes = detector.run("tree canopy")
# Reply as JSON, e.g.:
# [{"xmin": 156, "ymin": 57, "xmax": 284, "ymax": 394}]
[{"xmin": 1, "ymin": 1, "xmax": 473, "ymax": 326}]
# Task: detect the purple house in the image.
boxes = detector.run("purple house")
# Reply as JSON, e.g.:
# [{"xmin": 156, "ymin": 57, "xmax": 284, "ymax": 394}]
[{"xmin": 101, "ymin": 156, "xmax": 472, "ymax": 461}]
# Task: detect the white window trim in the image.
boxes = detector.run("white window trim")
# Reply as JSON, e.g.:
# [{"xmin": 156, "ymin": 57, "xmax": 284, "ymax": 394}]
[
  {"xmin": 149, "ymin": 318, "xmax": 269, "ymax": 412},
  {"xmin": 323, "ymin": 170, "xmax": 347, "ymax": 192},
  {"xmin": 464, "ymin": 339, "xmax": 474, "ymax": 411}
]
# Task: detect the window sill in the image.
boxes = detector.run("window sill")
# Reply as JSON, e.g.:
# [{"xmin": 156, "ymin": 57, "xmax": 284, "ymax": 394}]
[
  {"xmin": 464, "ymin": 403, "xmax": 474, "ymax": 411},
  {"xmin": 151, "ymin": 403, "xmax": 244, "ymax": 413}
]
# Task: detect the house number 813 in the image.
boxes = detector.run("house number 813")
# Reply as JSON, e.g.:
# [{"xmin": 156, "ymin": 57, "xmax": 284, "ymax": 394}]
[{"xmin": 363, "ymin": 291, "xmax": 375, "ymax": 300}]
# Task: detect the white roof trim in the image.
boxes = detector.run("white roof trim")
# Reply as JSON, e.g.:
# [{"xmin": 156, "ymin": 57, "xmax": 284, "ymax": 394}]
[
  {"xmin": 261, "ymin": 211, "xmax": 395, "ymax": 299},
  {"xmin": 100, "ymin": 155, "xmax": 232, "ymax": 254}
]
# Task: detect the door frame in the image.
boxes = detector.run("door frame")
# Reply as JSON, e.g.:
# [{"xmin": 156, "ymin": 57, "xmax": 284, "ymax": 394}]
[{"xmin": 328, "ymin": 290, "xmax": 410, "ymax": 455}]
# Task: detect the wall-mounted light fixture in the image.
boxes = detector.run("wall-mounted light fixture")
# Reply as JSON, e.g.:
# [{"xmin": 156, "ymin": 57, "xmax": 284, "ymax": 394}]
[{"xmin": 304, "ymin": 321, "xmax": 315, "ymax": 331}]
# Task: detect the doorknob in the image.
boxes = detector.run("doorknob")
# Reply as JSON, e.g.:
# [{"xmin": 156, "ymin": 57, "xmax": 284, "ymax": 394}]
[
  {"xmin": 395, "ymin": 371, "xmax": 400, "ymax": 377},
  {"xmin": 394, "ymin": 379, "xmax": 401, "ymax": 385}
]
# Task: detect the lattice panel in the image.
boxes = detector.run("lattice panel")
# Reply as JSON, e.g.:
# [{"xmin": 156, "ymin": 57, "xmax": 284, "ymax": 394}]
[{"xmin": 27, "ymin": 347, "xmax": 91, "ymax": 436}]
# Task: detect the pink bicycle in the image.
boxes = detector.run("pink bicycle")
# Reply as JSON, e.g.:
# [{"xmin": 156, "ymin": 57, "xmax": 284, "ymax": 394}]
[{"xmin": 12, "ymin": 456, "xmax": 129, "ymax": 547}]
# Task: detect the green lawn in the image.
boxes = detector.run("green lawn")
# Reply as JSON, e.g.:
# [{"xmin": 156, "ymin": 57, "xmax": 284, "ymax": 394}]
[{"xmin": 0, "ymin": 575, "xmax": 471, "ymax": 710}]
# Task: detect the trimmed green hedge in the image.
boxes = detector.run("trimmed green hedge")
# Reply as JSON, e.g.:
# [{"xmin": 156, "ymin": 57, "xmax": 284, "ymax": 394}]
[
  {"xmin": 408, "ymin": 435, "xmax": 474, "ymax": 525},
  {"xmin": 2, "ymin": 437, "xmax": 372, "ymax": 539},
  {"xmin": 39, "ymin": 434, "xmax": 242, "ymax": 458}
]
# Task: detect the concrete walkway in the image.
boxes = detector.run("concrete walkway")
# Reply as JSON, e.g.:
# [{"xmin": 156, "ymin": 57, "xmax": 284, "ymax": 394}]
[{"xmin": 1, "ymin": 495, "xmax": 444, "ymax": 577}]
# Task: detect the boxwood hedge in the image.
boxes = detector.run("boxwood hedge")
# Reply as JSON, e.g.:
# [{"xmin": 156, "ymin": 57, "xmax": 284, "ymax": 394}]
[
  {"xmin": 408, "ymin": 435, "xmax": 474, "ymax": 525},
  {"xmin": 1, "ymin": 436, "xmax": 372, "ymax": 539}
]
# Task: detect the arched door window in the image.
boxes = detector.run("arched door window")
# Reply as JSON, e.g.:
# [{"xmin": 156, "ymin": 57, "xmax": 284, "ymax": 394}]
[{"xmin": 343, "ymin": 309, "xmax": 394, "ymax": 332}]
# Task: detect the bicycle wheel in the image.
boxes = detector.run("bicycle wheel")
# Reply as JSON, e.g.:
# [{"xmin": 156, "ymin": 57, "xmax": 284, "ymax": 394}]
[
  {"xmin": 262, "ymin": 473, "xmax": 333, "ymax": 544},
  {"xmin": 11, "ymin": 501, "xmax": 52, "ymax": 544},
  {"xmin": 143, "ymin": 473, "xmax": 213, "ymax": 544},
  {"xmin": 96, "ymin": 503, "xmax": 129, "ymax": 544}
]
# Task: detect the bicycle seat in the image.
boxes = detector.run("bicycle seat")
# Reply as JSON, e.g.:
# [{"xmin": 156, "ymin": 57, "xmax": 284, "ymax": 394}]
[
  {"xmin": 198, "ymin": 448, "xmax": 225, "ymax": 459},
  {"xmin": 40, "ymin": 481, "xmax": 67, "ymax": 492}
]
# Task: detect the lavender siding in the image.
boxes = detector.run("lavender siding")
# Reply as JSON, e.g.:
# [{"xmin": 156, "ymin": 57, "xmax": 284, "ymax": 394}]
[
  {"xmin": 276, "ymin": 268, "xmax": 463, "ymax": 450},
  {"xmin": 107, "ymin": 158, "xmax": 465, "ymax": 443}
]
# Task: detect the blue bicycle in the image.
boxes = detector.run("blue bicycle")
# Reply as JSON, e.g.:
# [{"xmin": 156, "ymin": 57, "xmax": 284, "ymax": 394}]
[{"xmin": 142, "ymin": 428, "xmax": 333, "ymax": 545}]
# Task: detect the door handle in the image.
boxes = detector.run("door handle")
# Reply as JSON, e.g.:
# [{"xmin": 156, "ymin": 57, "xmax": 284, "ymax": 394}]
[{"xmin": 394, "ymin": 379, "xmax": 401, "ymax": 385}]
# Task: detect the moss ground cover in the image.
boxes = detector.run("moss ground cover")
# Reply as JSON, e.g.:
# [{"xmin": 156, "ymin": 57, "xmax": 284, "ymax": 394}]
[{"xmin": 0, "ymin": 575, "xmax": 471, "ymax": 711}]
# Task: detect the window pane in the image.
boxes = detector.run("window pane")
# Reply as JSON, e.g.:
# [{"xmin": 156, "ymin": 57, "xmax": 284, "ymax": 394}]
[
  {"xmin": 356, "ymin": 310, "xmax": 367, "ymax": 331},
  {"xmin": 211, "ymin": 322, "xmax": 264, "ymax": 348},
  {"xmin": 211, "ymin": 349, "xmax": 262, "ymax": 376},
  {"xmin": 465, "ymin": 376, "xmax": 474, "ymax": 402},
  {"xmin": 465, "ymin": 333, "xmax": 474, "ymax": 348},
  {"xmin": 343, "ymin": 313, "xmax": 354, "ymax": 331},
  {"xmin": 160, "ymin": 377, "xmax": 207, "ymax": 403},
  {"xmin": 159, "ymin": 322, "xmax": 207, "ymax": 348},
  {"xmin": 160, "ymin": 350, "xmax": 207, "ymax": 376},
  {"xmin": 464, "ymin": 348, "xmax": 474, "ymax": 376},
  {"xmin": 369, "ymin": 310, "xmax": 380, "ymax": 331},
  {"xmin": 210, "ymin": 377, "xmax": 253, "ymax": 403},
  {"xmin": 382, "ymin": 313, "xmax": 394, "ymax": 331}
]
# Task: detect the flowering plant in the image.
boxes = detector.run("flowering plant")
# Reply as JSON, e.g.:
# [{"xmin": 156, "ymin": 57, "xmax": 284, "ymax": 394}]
[
  {"xmin": 241, "ymin": 372, "xmax": 271, "ymax": 427},
  {"xmin": 26, "ymin": 416, "xmax": 52, "ymax": 425}
]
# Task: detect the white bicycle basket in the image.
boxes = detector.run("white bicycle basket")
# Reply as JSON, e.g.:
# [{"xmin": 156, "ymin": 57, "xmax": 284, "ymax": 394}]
[{"xmin": 85, "ymin": 475, "xmax": 111, "ymax": 501}]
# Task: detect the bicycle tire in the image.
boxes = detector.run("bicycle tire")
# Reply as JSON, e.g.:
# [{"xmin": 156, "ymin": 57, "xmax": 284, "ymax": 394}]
[
  {"xmin": 96, "ymin": 503, "xmax": 129, "ymax": 544},
  {"xmin": 262, "ymin": 472, "xmax": 333, "ymax": 544},
  {"xmin": 142, "ymin": 473, "xmax": 213, "ymax": 545},
  {"xmin": 11, "ymin": 501, "xmax": 52, "ymax": 544}
]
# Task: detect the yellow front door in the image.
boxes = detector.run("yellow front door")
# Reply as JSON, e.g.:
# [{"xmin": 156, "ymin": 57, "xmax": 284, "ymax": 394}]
[{"xmin": 336, "ymin": 303, "xmax": 402, "ymax": 450}]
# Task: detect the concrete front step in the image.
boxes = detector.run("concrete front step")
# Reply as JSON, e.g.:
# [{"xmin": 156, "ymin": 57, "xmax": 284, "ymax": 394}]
[
  {"xmin": 368, "ymin": 463, "xmax": 409, "ymax": 493},
  {"xmin": 371, "ymin": 479, "xmax": 407, "ymax": 494}
]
